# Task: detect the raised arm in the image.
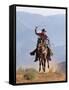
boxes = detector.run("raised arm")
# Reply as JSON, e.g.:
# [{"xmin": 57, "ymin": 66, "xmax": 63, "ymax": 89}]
[{"xmin": 35, "ymin": 26, "xmax": 38, "ymax": 35}]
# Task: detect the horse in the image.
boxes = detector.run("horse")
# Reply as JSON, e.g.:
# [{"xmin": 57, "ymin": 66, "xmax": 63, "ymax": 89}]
[
  {"xmin": 30, "ymin": 38, "xmax": 51, "ymax": 72},
  {"xmin": 37, "ymin": 39, "xmax": 50, "ymax": 72}
]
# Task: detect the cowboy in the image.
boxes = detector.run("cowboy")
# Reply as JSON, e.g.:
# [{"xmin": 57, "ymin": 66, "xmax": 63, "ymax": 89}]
[{"xmin": 30, "ymin": 26, "xmax": 52, "ymax": 62}]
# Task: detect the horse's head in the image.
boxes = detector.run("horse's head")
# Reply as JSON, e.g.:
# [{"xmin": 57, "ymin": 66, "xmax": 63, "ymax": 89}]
[{"xmin": 38, "ymin": 43, "xmax": 45, "ymax": 53}]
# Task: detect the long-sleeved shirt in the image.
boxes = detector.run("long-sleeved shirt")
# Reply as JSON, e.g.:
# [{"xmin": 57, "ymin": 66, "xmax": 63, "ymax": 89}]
[{"xmin": 35, "ymin": 29, "xmax": 48, "ymax": 40}]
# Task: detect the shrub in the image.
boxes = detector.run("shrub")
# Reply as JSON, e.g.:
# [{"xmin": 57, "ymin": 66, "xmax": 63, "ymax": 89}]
[
  {"xmin": 17, "ymin": 67, "xmax": 24, "ymax": 74},
  {"xmin": 24, "ymin": 68, "xmax": 37, "ymax": 80}
]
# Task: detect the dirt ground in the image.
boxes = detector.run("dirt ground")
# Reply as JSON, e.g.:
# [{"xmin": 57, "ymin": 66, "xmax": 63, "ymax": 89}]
[{"xmin": 16, "ymin": 71, "xmax": 66, "ymax": 84}]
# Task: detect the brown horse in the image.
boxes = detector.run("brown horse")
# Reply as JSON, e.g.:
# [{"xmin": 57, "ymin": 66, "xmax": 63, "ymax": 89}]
[
  {"xmin": 37, "ymin": 41, "xmax": 50, "ymax": 72},
  {"xmin": 30, "ymin": 38, "xmax": 51, "ymax": 72}
]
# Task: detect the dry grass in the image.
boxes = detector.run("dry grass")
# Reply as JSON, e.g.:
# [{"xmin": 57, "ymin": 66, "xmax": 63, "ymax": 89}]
[{"xmin": 16, "ymin": 68, "xmax": 66, "ymax": 84}]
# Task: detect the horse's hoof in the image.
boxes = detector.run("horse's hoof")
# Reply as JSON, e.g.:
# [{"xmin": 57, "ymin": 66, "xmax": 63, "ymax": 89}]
[
  {"xmin": 48, "ymin": 65, "xmax": 49, "ymax": 69},
  {"xmin": 43, "ymin": 68, "xmax": 45, "ymax": 72}
]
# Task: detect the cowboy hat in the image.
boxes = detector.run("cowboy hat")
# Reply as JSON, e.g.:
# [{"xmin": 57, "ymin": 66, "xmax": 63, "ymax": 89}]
[{"xmin": 42, "ymin": 28, "xmax": 47, "ymax": 32}]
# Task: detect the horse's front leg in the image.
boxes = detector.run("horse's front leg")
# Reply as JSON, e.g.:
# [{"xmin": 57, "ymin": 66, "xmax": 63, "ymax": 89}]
[
  {"xmin": 39, "ymin": 58, "xmax": 41, "ymax": 72},
  {"xmin": 42, "ymin": 57, "xmax": 46, "ymax": 72},
  {"xmin": 47, "ymin": 59, "xmax": 49, "ymax": 69},
  {"xmin": 44, "ymin": 58, "xmax": 46, "ymax": 72},
  {"xmin": 42, "ymin": 59, "xmax": 44, "ymax": 72},
  {"xmin": 42, "ymin": 55, "xmax": 46, "ymax": 72}
]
